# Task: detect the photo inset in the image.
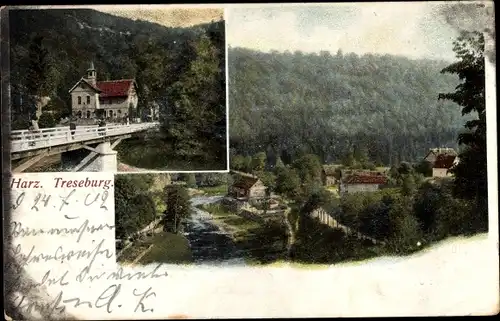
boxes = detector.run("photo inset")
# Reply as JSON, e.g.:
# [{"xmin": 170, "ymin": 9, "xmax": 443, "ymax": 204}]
[{"xmin": 9, "ymin": 6, "xmax": 227, "ymax": 173}]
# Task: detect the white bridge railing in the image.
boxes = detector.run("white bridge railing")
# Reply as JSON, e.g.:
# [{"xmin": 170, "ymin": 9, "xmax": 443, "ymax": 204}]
[{"xmin": 11, "ymin": 122, "xmax": 159, "ymax": 153}]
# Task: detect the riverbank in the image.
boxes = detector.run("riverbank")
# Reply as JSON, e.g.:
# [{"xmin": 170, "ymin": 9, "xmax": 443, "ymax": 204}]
[
  {"xmin": 198, "ymin": 202, "xmax": 289, "ymax": 265},
  {"xmin": 115, "ymin": 135, "xmax": 227, "ymax": 171},
  {"xmin": 197, "ymin": 184, "xmax": 228, "ymax": 196},
  {"xmin": 118, "ymin": 231, "xmax": 193, "ymax": 265}
]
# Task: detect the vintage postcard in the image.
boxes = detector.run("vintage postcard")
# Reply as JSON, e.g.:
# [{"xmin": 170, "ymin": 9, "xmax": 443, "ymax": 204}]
[
  {"xmin": 3, "ymin": 2, "xmax": 499, "ymax": 320},
  {"xmin": 8, "ymin": 5, "xmax": 228, "ymax": 173}
]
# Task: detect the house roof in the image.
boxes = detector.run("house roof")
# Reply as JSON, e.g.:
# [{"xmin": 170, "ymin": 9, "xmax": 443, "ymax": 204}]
[
  {"xmin": 341, "ymin": 169, "xmax": 384, "ymax": 177},
  {"xmin": 231, "ymin": 176, "xmax": 261, "ymax": 190},
  {"xmin": 434, "ymin": 154, "xmax": 457, "ymax": 169},
  {"xmin": 97, "ymin": 79, "xmax": 135, "ymax": 98},
  {"xmin": 344, "ymin": 174, "xmax": 388, "ymax": 185},
  {"xmin": 424, "ymin": 148, "xmax": 457, "ymax": 160},
  {"xmin": 68, "ymin": 78, "xmax": 102, "ymax": 93}
]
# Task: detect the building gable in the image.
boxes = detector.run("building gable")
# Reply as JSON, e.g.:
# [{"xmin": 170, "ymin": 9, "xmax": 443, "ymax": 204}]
[
  {"xmin": 230, "ymin": 175, "xmax": 266, "ymax": 192},
  {"xmin": 252, "ymin": 179, "xmax": 265, "ymax": 189},
  {"xmin": 424, "ymin": 148, "xmax": 457, "ymax": 164},
  {"xmin": 423, "ymin": 150, "xmax": 437, "ymax": 162},
  {"xmin": 68, "ymin": 78, "xmax": 101, "ymax": 94}
]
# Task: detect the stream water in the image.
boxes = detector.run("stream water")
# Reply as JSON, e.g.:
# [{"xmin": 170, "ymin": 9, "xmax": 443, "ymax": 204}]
[{"xmin": 182, "ymin": 196, "xmax": 246, "ymax": 266}]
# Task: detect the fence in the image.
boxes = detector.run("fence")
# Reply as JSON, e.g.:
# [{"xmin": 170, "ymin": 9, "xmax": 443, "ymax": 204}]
[
  {"xmin": 309, "ymin": 207, "xmax": 385, "ymax": 245},
  {"xmin": 11, "ymin": 122, "xmax": 159, "ymax": 153}
]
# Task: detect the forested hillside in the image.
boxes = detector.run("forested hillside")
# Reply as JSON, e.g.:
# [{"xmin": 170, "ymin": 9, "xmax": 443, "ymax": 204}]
[
  {"xmin": 228, "ymin": 47, "xmax": 468, "ymax": 166},
  {"xmin": 10, "ymin": 9, "xmax": 226, "ymax": 169}
]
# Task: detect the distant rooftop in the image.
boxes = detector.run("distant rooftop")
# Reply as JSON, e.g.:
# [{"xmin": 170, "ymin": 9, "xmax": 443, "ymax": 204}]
[
  {"xmin": 434, "ymin": 154, "xmax": 457, "ymax": 169},
  {"xmin": 343, "ymin": 174, "xmax": 388, "ymax": 185}
]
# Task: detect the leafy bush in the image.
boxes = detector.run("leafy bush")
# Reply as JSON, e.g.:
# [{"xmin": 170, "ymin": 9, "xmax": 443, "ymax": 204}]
[
  {"xmin": 196, "ymin": 173, "xmax": 228, "ymax": 187},
  {"xmin": 179, "ymin": 173, "xmax": 197, "ymax": 188},
  {"xmin": 37, "ymin": 112, "xmax": 56, "ymax": 128}
]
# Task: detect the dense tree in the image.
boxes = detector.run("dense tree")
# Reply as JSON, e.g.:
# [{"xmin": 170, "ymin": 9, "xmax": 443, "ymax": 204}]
[
  {"xmin": 414, "ymin": 160, "xmax": 433, "ymax": 177},
  {"xmin": 44, "ymin": 96, "xmax": 70, "ymax": 120},
  {"xmin": 160, "ymin": 32, "xmax": 225, "ymax": 157},
  {"xmin": 196, "ymin": 173, "xmax": 227, "ymax": 187},
  {"xmin": 254, "ymin": 170, "xmax": 276, "ymax": 192},
  {"xmin": 301, "ymin": 188, "xmax": 334, "ymax": 216},
  {"xmin": 401, "ymin": 174, "xmax": 417, "ymax": 197},
  {"xmin": 251, "ymin": 152, "xmax": 267, "ymax": 172},
  {"xmin": 37, "ymin": 112, "xmax": 56, "ymax": 128},
  {"xmin": 387, "ymin": 197, "xmax": 422, "ymax": 251},
  {"xmin": 164, "ymin": 185, "xmax": 191, "ymax": 233},
  {"xmin": 229, "ymin": 47, "xmax": 465, "ymax": 166},
  {"xmin": 439, "ymin": 30, "xmax": 487, "ymax": 228},
  {"xmin": 274, "ymin": 156, "xmax": 285, "ymax": 170},
  {"xmin": 180, "ymin": 173, "xmax": 197, "ymax": 188},
  {"xmin": 130, "ymin": 194, "xmax": 157, "ymax": 225},
  {"xmin": 292, "ymin": 154, "xmax": 323, "ymax": 186},
  {"xmin": 274, "ymin": 167, "xmax": 301, "ymax": 200},
  {"xmin": 25, "ymin": 35, "xmax": 52, "ymax": 98},
  {"xmin": 115, "ymin": 175, "xmax": 156, "ymax": 240},
  {"xmin": 230, "ymin": 155, "xmax": 247, "ymax": 171}
]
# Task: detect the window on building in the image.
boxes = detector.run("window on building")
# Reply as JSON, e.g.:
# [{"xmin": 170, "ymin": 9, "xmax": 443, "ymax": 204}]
[
  {"xmin": 109, "ymin": 110, "xmax": 113, "ymax": 118},
  {"xmin": 87, "ymin": 110, "xmax": 91, "ymax": 119},
  {"xmin": 87, "ymin": 96, "xmax": 91, "ymax": 104},
  {"xmin": 77, "ymin": 111, "xmax": 82, "ymax": 118},
  {"xmin": 78, "ymin": 96, "xmax": 82, "ymax": 104}
]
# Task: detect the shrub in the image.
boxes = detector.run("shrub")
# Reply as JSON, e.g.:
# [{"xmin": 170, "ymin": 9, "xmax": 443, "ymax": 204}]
[{"xmin": 37, "ymin": 112, "xmax": 57, "ymax": 128}]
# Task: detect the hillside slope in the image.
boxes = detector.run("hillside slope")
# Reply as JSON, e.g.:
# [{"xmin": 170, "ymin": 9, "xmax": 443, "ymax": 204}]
[{"xmin": 228, "ymin": 47, "xmax": 469, "ymax": 165}]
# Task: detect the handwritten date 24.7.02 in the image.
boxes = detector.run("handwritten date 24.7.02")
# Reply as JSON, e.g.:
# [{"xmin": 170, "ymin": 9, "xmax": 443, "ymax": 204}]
[{"xmin": 11, "ymin": 189, "xmax": 109, "ymax": 213}]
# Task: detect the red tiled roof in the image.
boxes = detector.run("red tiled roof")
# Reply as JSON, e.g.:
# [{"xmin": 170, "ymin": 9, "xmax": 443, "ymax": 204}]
[
  {"xmin": 434, "ymin": 154, "xmax": 456, "ymax": 169},
  {"xmin": 344, "ymin": 174, "xmax": 388, "ymax": 185},
  {"xmin": 96, "ymin": 80, "xmax": 134, "ymax": 98}
]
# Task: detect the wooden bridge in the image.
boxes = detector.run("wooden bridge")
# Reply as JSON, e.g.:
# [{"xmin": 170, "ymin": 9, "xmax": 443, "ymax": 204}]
[{"xmin": 10, "ymin": 122, "xmax": 160, "ymax": 172}]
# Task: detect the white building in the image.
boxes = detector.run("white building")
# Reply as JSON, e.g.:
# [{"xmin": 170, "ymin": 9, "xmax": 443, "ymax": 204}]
[{"xmin": 68, "ymin": 62, "xmax": 139, "ymax": 122}]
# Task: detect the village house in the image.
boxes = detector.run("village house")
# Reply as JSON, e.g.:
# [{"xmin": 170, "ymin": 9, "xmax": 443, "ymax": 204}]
[
  {"xmin": 423, "ymin": 148, "xmax": 459, "ymax": 178},
  {"xmin": 322, "ymin": 164, "xmax": 340, "ymax": 186},
  {"xmin": 228, "ymin": 175, "xmax": 267, "ymax": 200},
  {"xmin": 68, "ymin": 62, "xmax": 139, "ymax": 123},
  {"xmin": 339, "ymin": 173, "xmax": 388, "ymax": 195},
  {"xmin": 432, "ymin": 154, "xmax": 458, "ymax": 178},
  {"xmin": 424, "ymin": 147, "xmax": 457, "ymax": 164}
]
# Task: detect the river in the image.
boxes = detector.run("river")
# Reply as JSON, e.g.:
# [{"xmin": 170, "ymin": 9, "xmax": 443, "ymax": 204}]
[{"xmin": 183, "ymin": 196, "xmax": 246, "ymax": 266}]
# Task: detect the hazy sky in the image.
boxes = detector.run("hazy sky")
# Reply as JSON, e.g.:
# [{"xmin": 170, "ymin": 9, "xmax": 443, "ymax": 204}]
[
  {"xmin": 96, "ymin": 5, "xmax": 223, "ymax": 28},
  {"xmin": 21, "ymin": 5, "xmax": 224, "ymax": 28},
  {"xmin": 227, "ymin": 3, "xmax": 460, "ymax": 61}
]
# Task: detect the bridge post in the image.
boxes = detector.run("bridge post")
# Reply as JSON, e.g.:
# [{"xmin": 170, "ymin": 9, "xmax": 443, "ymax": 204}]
[{"xmin": 85, "ymin": 141, "xmax": 118, "ymax": 172}]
